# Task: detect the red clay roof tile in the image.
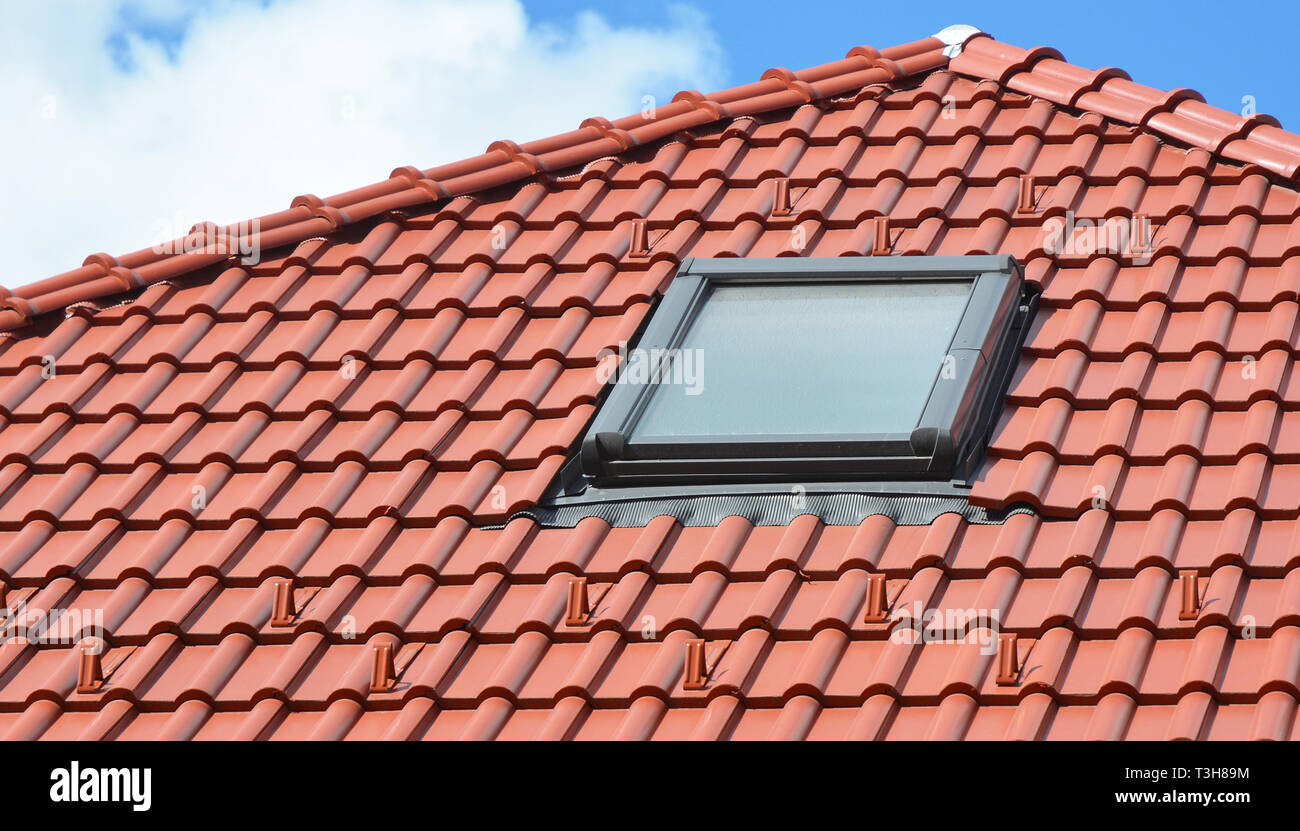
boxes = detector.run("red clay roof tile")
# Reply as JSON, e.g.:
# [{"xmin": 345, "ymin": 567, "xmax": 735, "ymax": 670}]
[{"xmin": 5, "ymin": 27, "xmax": 1300, "ymax": 739}]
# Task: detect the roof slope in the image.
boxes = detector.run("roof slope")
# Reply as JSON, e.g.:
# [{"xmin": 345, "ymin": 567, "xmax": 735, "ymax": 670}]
[{"xmin": 3, "ymin": 29, "xmax": 1300, "ymax": 739}]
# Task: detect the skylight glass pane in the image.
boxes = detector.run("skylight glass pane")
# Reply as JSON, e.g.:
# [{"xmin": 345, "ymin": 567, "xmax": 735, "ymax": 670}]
[{"xmin": 630, "ymin": 280, "xmax": 971, "ymax": 438}]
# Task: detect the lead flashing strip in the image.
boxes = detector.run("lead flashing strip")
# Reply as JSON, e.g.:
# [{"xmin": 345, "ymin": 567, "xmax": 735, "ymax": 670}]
[{"xmin": 498, "ymin": 492, "xmax": 1033, "ymax": 528}]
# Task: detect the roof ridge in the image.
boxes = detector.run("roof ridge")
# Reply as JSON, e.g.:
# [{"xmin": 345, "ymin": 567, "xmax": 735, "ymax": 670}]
[
  {"xmin": 0, "ymin": 32, "xmax": 958, "ymax": 333},
  {"xmin": 10, "ymin": 28, "xmax": 1300, "ymax": 335},
  {"xmin": 950, "ymin": 34, "xmax": 1300, "ymax": 177}
]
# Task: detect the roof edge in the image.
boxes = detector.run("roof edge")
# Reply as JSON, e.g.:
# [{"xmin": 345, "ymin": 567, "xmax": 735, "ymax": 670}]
[
  {"xmin": 949, "ymin": 35, "xmax": 1300, "ymax": 178},
  {"xmin": 0, "ymin": 33, "xmax": 952, "ymax": 334},
  {"xmin": 9, "ymin": 30, "xmax": 1300, "ymax": 335}
]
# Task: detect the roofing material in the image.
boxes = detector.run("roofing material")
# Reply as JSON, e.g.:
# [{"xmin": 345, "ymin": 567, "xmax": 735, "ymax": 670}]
[{"xmin": 3, "ymin": 27, "xmax": 1300, "ymax": 739}]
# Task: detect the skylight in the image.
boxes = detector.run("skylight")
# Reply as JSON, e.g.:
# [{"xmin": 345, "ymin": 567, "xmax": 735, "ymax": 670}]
[
  {"xmin": 632, "ymin": 280, "xmax": 973, "ymax": 438},
  {"xmin": 558, "ymin": 255, "xmax": 1032, "ymax": 492}
]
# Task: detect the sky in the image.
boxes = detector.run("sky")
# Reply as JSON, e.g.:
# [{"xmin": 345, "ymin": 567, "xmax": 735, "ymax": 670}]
[{"xmin": 2, "ymin": 0, "xmax": 1293, "ymax": 284}]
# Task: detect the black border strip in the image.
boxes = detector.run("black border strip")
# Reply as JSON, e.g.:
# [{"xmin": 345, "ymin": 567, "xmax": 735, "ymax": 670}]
[{"xmin": 496, "ymin": 492, "xmax": 1034, "ymax": 528}]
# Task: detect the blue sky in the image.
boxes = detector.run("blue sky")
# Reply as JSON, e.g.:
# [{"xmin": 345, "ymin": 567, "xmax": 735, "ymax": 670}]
[
  {"xmin": 527, "ymin": 0, "xmax": 1296, "ymax": 127},
  {"xmin": 107, "ymin": 0, "xmax": 1298, "ymax": 125},
  {"xmin": 2, "ymin": 0, "xmax": 1293, "ymax": 283}
]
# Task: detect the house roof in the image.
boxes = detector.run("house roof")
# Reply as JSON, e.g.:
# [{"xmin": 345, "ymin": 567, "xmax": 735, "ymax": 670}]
[{"xmin": 3, "ymin": 27, "xmax": 1300, "ymax": 739}]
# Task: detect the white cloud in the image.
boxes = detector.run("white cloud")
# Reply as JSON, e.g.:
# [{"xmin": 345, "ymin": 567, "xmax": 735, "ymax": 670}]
[{"xmin": 0, "ymin": 0, "xmax": 725, "ymax": 284}]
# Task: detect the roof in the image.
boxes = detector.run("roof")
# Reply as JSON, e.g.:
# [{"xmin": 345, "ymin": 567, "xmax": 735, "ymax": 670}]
[{"xmin": 2, "ymin": 27, "xmax": 1300, "ymax": 740}]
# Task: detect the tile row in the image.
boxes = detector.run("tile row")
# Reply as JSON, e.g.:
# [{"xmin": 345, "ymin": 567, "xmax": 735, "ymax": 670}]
[
  {"xmin": 7, "ymin": 686, "xmax": 1298, "ymax": 740},
  {"xmin": 992, "ymin": 397, "xmax": 1300, "ymax": 463},
  {"xmin": 388, "ymin": 165, "xmax": 1299, "ymax": 235},
  {"xmin": 73, "ymin": 214, "xmax": 1300, "ymax": 295},
  {"xmin": 2, "ymin": 622, "xmax": 1295, "ymax": 709},
  {"xmin": 37, "ymin": 250, "xmax": 1300, "ymax": 347},
  {"xmin": 973, "ymin": 451, "xmax": 1300, "ymax": 517},
  {"xmin": 1036, "ymin": 255, "xmax": 1300, "ymax": 310},
  {"xmin": 1007, "ymin": 347, "xmax": 1300, "ymax": 408},
  {"xmin": 0, "ymin": 358, "xmax": 604, "ymax": 422},
  {"xmin": 0, "ymin": 409, "xmax": 591, "ymax": 476},
  {"xmin": 4, "ymin": 510, "xmax": 1300, "ymax": 587},
  {"xmin": 79, "ymin": 259, "xmax": 674, "ymax": 325},
  {"xmin": 1027, "ymin": 299, "xmax": 1300, "ymax": 359},
  {"xmin": 418, "ymin": 92, "xmax": 1276, "ymax": 200},
  {"xmin": 203, "ymin": 206, "xmax": 1300, "ymax": 271},
  {"xmin": 0, "ymin": 303, "xmax": 645, "ymax": 377},
  {"xmin": 33, "ymin": 244, "xmax": 1300, "ymax": 366},
  {"xmin": 0, "ymin": 454, "xmax": 567, "ymax": 530},
  {"xmin": 14, "ymin": 255, "xmax": 1300, "ymax": 390},
  {"xmin": 5, "ymin": 559, "xmax": 1297, "ymax": 649},
  {"xmin": 196, "ymin": 215, "xmax": 1300, "ymax": 269}
]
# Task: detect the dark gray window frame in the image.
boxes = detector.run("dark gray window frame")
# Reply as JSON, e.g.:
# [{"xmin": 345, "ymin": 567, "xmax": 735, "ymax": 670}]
[{"xmin": 554, "ymin": 254, "xmax": 1032, "ymax": 497}]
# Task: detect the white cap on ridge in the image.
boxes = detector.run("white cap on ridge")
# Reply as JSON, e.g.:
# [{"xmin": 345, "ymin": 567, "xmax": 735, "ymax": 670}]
[{"xmin": 932, "ymin": 25, "xmax": 982, "ymax": 58}]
